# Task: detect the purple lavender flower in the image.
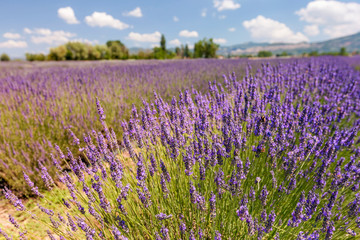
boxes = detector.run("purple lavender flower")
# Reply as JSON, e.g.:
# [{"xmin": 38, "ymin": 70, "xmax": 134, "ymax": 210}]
[
  {"xmin": 160, "ymin": 160, "xmax": 171, "ymax": 182},
  {"xmin": 37, "ymin": 203, "xmax": 54, "ymax": 216},
  {"xmin": 259, "ymin": 185, "xmax": 268, "ymax": 206},
  {"xmin": 112, "ymin": 225, "xmax": 128, "ymax": 240},
  {"xmin": 209, "ymin": 192, "xmax": 216, "ymax": 218},
  {"xmin": 8, "ymin": 215, "xmax": 19, "ymax": 228},
  {"xmin": 69, "ymin": 129, "xmax": 80, "ymax": 146},
  {"xmin": 23, "ymin": 171, "xmax": 44, "ymax": 198},
  {"xmin": 160, "ymin": 226, "xmax": 170, "ymax": 240},
  {"xmin": 47, "ymin": 230, "xmax": 56, "ymax": 240},
  {"xmin": 39, "ymin": 164, "xmax": 55, "ymax": 190},
  {"xmin": 67, "ymin": 213, "xmax": 77, "ymax": 232},
  {"xmin": 265, "ymin": 211, "xmax": 276, "ymax": 233},
  {"xmin": 0, "ymin": 228, "xmax": 12, "ymax": 240},
  {"xmin": 179, "ymin": 222, "xmax": 187, "ymax": 235},
  {"xmin": 198, "ymin": 227, "xmax": 203, "ymax": 239},
  {"xmin": 136, "ymin": 154, "xmax": 146, "ymax": 182},
  {"xmin": 160, "ymin": 173, "xmax": 169, "ymax": 198},
  {"xmin": 215, "ymin": 231, "xmax": 222, "ymax": 240},
  {"xmin": 155, "ymin": 213, "xmax": 173, "ymax": 220},
  {"xmin": 96, "ymin": 97, "xmax": 106, "ymax": 121}
]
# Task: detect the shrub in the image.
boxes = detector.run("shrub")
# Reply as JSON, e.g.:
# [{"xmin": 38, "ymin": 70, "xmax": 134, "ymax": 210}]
[{"xmin": 0, "ymin": 53, "xmax": 10, "ymax": 61}]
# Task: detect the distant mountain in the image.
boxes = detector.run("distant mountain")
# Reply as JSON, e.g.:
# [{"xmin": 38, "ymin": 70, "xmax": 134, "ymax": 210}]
[{"xmin": 218, "ymin": 32, "xmax": 360, "ymax": 56}]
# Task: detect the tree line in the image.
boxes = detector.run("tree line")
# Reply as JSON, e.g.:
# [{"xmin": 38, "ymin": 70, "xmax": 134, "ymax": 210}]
[{"xmin": 24, "ymin": 34, "xmax": 220, "ymax": 61}]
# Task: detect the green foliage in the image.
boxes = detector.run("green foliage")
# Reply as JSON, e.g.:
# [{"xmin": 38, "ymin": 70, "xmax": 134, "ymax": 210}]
[
  {"xmin": 152, "ymin": 47, "xmax": 166, "ymax": 59},
  {"xmin": 193, "ymin": 38, "xmax": 219, "ymax": 58},
  {"xmin": 106, "ymin": 40, "xmax": 129, "ymax": 60},
  {"xmin": 184, "ymin": 44, "xmax": 191, "ymax": 58},
  {"xmin": 276, "ymin": 51, "xmax": 289, "ymax": 57},
  {"xmin": 0, "ymin": 53, "xmax": 10, "ymax": 61},
  {"xmin": 339, "ymin": 47, "xmax": 348, "ymax": 56},
  {"xmin": 25, "ymin": 53, "xmax": 46, "ymax": 61},
  {"xmin": 160, "ymin": 34, "xmax": 166, "ymax": 52},
  {"xmin": 309, "ymin": 51, "xmax": 319, "ymax": 57},
  {"xmin": 48, "ymin": 45, "xmax": 67, "ymax": 61},
  {"xmin": 257, "ymin": 50, "xmax": 273, "ymax": 58}
]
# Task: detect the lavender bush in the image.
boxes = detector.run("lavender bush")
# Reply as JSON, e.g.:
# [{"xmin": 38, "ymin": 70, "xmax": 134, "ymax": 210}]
[{"xmin": 1, "ymin": 56, "xmax": 360, "ymax": 239}]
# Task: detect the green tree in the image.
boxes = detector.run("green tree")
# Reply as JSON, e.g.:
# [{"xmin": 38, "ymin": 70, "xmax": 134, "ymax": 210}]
[
  {"xmin": 339, "ymin": 47, "xmax": 347, "ymax": 56},
  {"xmin": 175, "ymin": 47, "xmax": 181, "ymax": 57},
  {"xmin": 309, "ymin": 51, "xmax": 319, "ymax": 57},
  {"xmin": 0, "ymin": 53, "xmax": 10, "ymax": 61},
  {"xmin": 65, "ymin": 42, "xmax": 89, "ymax": 60},
  {"xmin": 106, "ymin": 40, "xmax": 129, "ymax": 59},
  {"xmin": 194, "ymin": 40, "xmax": 204, "ymax": 58},
  {"xmin": 257, "ymin": 51, "xmax": 272, "ymax": 58},
  {"xmin": 204, "ymin": 38, "xmax": 219, "ymax": 58},
  {"xmin": 25, "ymin": 53, "xmax": 46, "ymax": 61},
  {"xmin": 184, "ymin": 44, "xmax": 191, "ymax": 58},
  {"xmin": 160, "ymin": 34, "xmax": 166, "ymax": 52},
  {"xmin": 153, "ymin": 47, "xmax": 165, "ymax": 59},
  {"xmin": 194, "ymin": 38, "xmax": 219, "ymax": 58},
  {"xmin": 48, "ymin": 45, "xmax": 67, "ymax": 61}
]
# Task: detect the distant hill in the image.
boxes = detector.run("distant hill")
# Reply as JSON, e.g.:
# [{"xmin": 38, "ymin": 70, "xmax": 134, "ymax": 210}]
[{"xmin": 218, "ymin": 32, "xmax": 360, "ymax": 56}]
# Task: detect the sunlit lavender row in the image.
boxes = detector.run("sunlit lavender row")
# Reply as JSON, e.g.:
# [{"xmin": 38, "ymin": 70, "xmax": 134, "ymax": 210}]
[{"xmin": 1, "ymin": 56, "xmax": 359, "ymax": 239}]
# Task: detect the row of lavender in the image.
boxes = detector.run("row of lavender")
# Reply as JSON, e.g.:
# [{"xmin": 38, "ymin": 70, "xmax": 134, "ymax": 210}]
[
  {"xmin": 2, "ymin": 56, "xmax": 360, "ymax": 239},
  {"xmin": 0, "ymin": 59, "xmax": 250, "ymax": 194}
]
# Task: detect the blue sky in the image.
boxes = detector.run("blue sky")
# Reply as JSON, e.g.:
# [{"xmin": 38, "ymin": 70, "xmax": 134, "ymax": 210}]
[{"xmin": 1, "ymin": 0, "xmax": 360, "ymax": 58}]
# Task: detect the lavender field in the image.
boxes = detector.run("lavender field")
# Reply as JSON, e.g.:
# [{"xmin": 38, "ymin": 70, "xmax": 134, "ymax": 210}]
[{"xmin": 1, "ymin": 57, "xmax": 360, "ymax": 239}]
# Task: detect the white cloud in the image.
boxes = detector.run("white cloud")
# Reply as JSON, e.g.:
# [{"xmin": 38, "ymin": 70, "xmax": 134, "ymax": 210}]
[
  {"xmin": 169, "ymin": 39, "xmax": 181, "ymax": 46},
  {"xmin": 243, "ymin": 15, "xmax": 309, "ymax": 43},
  {"xmin": 151, "ymin": 43, "xmax": 160, "ymax": 48},
  {"xmin": 228, "ymin": 27, "xmax": 236, "ymax": 32},
  {"xmin": 173, "ymin": 16, "xmax": 179, "ymax": 22},
  {"xmin": 127, "ymin": 31, "xmax": 161, "ymax": 42},
  {"xmin": 85, "ymin": 12, "xmax": 129, "ymax": 30},
  {"xmin": 34, "ymin": 28, "xmax": 52, "ymax": 35},
  {"xmin": 213, "ymin": 38, "xmax": 227, "ymax": 44},
  {"xmin": 219, "ymin": 15, "xmax": 226, "ymax": 20},
  {"xmin": 71, "ymin": 38, "xmax": 99, "ymax": 45},
  {"xmin": 24, "ymin": 28, "xmax": 32, "ymax": 34},
  {"xmin": 0, "ymin": 40, "xmax": 27, "ymax": 48},
  {"xmin": 3, "ymin": 32, "xmax": 21, "ymax": 39},
  {"xmin": 179, "ymin": 30, "xmax": 199, "ymax": 38},
  {"xmin": 123, "ymin": 7, "xmax": 142, "ymax": 18},
  {"xmin": 30, "ymin": 28, "xmax": 76, "ymax": 45},
  {"xmin": 201, "ymin": 9, "xmax": 207, "ymax": 17},
  {"xmin": 296, "ymin": 0, "xmax": 360, "ymax": 38},
  {"xmin": 58, "ymin": 7, "xmax": 80, "ymax": 24},
  {"xmin": 214, "ymin": 0, "xmax": 240, "ymax": 11},
  {"xmin": 304, "ymin": 24, "xmax": 319, "ymax": 36}
]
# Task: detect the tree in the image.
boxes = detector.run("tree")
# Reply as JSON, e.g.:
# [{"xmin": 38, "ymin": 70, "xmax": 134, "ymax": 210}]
[
  {"xmin": 204, "ymin": 38, "xmax": 219, "ymax": 58},
  {"xmin": 160, "ymin": 34, "xmax": 166, "ymax": 52},
  {"xmin": 309, "ymin": 51, "xmax": 319, "ymax": 57},
  {"xmin": 339, "ymin": 47, "xmax": 347, "ymax": 56},
  {"xmin": 193, "ymin": 38, "xmax": 219, "ymax": 58},
  {"xmin": 175, "ymin": 47, "xmax": 181, "ymax": 57},
  {"xmin": 0, "ymin": 53, "xmax": 10, "ymax": 61},
  {"xmin": 48, "ymin": 45, "xmax": 67, "ymax": 61},
  {"xmin": 184, "ymin": 44, "xmax": 190, "ymax": 58},
  {"xmin": 194, "ymin": 40, "xmax": 204, "ymax": 58},
  {"xmin": 106, "ymin": 40, "xmax": 129, "ymax": 59},
  {"xmin": 25, "ymin": 53, "xmax": 46, "ymax": 61},
  {"xmin": 65, "ymin": 42, "xmax": 89, "ymax": 60},
  {"xmin": 257, "ymin": 51, "xmax": 272, "ymax": 58}
]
